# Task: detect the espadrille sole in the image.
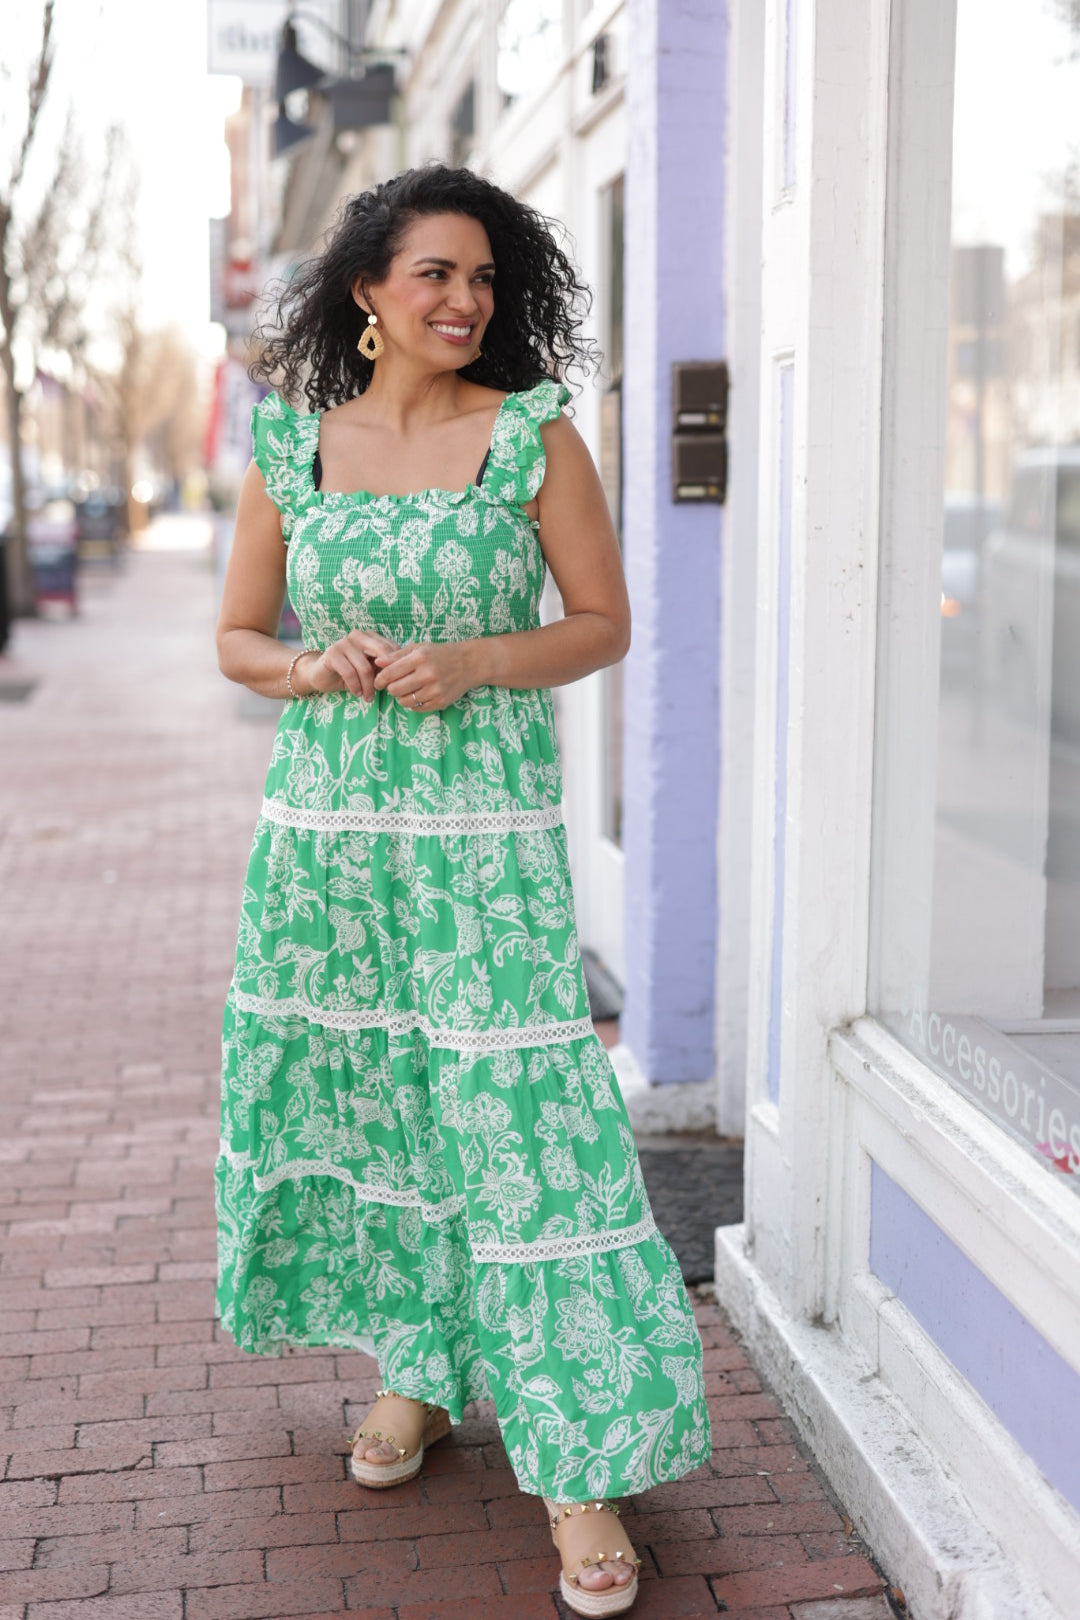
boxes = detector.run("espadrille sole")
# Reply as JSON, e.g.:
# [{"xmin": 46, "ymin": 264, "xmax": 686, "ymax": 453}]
[
  {"xmin": 543, "ymin": 1497, "xmax": 639, "ymax": 1617},
  {"xmin": 350, "ymin": 1404, "xmax": 451, "ymax": 1489}
]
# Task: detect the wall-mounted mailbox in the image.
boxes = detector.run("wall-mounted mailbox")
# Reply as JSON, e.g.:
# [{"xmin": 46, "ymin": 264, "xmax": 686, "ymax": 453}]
[
  {"xmin": 672, "ymin": 361, "xmax": 729, "ymax": 503},
  {"xmin": 673, "ymin": 434, "xmax": 727, "ymax": 503}
]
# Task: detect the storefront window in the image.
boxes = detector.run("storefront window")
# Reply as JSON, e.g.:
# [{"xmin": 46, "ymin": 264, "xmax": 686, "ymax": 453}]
[
  {"xmin": 497, "ymin": 0, "xmax": 562, "ymax": 107},
  {"xmin": 871, "ymin": 0, "xmax": 1080, "ymax": 1192}
]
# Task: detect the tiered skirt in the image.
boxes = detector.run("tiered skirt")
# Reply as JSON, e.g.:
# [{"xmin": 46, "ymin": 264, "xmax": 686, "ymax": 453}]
[{"xmin": 216, "ymin": 717, "xmax": 710, "ymax": 1500}]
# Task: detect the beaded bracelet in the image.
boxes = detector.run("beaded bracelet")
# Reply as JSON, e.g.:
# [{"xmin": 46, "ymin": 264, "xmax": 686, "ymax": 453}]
[{"xmin": 285, "ymin": 649, "xmax": 314, "ymax": 699}]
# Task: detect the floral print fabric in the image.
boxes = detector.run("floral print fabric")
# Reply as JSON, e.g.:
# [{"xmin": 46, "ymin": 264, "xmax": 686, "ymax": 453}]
[{"xmin": 215, "ymin": 381, "xmax": 710, "ymax": 1500}]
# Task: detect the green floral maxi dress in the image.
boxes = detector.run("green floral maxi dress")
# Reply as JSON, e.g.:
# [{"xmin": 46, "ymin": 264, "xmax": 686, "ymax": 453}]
[{"xmin": 215, "ymin": 381, "xmax": 710, "ymax": 1502}]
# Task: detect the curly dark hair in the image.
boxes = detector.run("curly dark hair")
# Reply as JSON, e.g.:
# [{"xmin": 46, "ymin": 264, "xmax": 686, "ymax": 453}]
[{"xmin": 249, "ymin": 164, "xmax": 595, "ymax": 411}]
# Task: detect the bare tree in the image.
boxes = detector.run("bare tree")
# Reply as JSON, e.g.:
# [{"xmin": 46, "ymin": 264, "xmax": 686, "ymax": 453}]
[
  {"xmin": 87, "ymin": 148, "xmax": 202, "ymax": 531},
  {"xmin": 1053, "ymin": 0, "xmax": 1080, "ymax": 48},
  {"xmin": 137, "ymin": 329, "xmax": 203, "ymax": 490},
  {"xmin": 85, "ymin": 140, "xmax": 143, "ymax": 535},
  {"xmin": 113, "ymin": 168, "xmax": 143, "ymax": 538},
  {"xmin": 0, "ymin": 3, "xmax": 115, "ymax": 614},
  {"xmin": 0, "ymin": 4, "xmax": 56, "ymax": 614}
]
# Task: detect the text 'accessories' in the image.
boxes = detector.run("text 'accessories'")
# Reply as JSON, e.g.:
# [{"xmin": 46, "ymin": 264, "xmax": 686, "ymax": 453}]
[{"xmin": 358, "ymin": 312, "xmax": 385, "ymax": 361}]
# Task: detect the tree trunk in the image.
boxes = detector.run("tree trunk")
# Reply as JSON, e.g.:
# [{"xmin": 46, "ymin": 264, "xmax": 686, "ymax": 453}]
[
  {"xmin": 2, "ymin": 359, "xmax": 34, "ymax": 617},
  {"xmin": 120, "ymin": 329, "xmax": 139, "ymax": 539}
]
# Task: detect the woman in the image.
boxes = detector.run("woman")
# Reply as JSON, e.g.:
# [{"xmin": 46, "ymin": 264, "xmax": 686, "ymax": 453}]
[{"xmin": 215, "ymin": 164, "xmax": 709, "ymax": 1616}]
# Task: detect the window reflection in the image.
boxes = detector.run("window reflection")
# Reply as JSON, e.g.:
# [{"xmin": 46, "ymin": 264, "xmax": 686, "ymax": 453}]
[
  {"xmin": 497, "ymin": 0, "xmax": 563, "ymax": 107},
  {"xmin": 873, "ymin": 0, "xmax": 1080, "ymax": 1190}
]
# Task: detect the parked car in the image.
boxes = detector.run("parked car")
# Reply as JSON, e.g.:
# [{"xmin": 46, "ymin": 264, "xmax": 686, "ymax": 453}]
[
  {"xmin": 27, "ymin": 494, "xmax": 79, "ymax": 614},
  {"xmin": 75, "ymin": 487, "xmax": 128, "ymax": 561},
  {"xmin": 0, "ymin": 458, "xmax": 12, "ymax": 541},
  {"xmin": 940, "ymin": 492, "xmax": 1004, "ymax": 689}
]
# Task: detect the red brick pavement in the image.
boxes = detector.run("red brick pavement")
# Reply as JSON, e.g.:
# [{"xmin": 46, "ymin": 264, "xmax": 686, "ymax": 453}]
[{"xmin": 0, "ymin": 529, "xmax": 896, "ymax": 1618}]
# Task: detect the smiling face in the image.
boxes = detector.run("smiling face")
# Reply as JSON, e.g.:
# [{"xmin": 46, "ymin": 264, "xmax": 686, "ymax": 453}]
[{"xmin": 353, "ymin": 211, "xmax": 494, "ymax": 372}]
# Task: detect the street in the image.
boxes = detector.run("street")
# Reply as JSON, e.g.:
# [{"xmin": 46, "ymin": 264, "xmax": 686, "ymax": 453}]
[{"xmin": 0, "ymin": 523, "xmax": 891, "ymax": 1619}]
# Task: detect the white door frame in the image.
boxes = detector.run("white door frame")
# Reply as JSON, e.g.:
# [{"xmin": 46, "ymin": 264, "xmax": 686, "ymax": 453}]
[
  {"xmin": 731, "ymin": 0, "xmax": 889, "ymax": 1319},
  {"xmin": 716, "ymin": 0, "xmax": 765, "ymax": 1139}
]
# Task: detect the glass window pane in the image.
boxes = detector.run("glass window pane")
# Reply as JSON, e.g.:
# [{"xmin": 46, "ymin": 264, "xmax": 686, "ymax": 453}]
[
  {"xmin": 871, "ymin": 0, "xmax": 1080, "ymax": 1191},
  {"xmin": 497, "ymin": 0, "xmax": 562, "ymax": 107}
]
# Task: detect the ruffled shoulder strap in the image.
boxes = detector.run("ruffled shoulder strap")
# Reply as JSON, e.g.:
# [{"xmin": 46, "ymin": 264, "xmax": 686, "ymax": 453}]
[
  {"xmin": 484, "ymin": 378, "xmax": 572, "ymax": 506},
  {"xmin": 250, "ymin": 392, "xmax": 320, "ymax": 540}
]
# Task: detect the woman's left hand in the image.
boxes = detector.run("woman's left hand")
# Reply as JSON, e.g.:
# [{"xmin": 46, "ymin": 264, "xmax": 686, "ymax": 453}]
[{"xmin": 372, "ymin": 640, "xmax": 483, "ymax": 712}]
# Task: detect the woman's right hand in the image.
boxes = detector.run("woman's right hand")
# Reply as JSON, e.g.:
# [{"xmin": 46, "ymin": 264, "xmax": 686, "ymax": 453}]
[{"xmin": 301, "ymin": 631, "xmax": 400, "ymax": 700}]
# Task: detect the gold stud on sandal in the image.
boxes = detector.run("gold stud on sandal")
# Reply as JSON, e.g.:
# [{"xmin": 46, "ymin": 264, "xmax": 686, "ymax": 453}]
[
  {"xmin": 349, "ymin": 1389, "xmax": 451, "ymax": 1489},
  {"xmin": 543, "ymin": 1498, "xmax": 640, "ymax": 1616}
]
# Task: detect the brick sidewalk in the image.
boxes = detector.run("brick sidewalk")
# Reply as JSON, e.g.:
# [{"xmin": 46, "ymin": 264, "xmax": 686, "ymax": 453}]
[{"xmin": 0, "ymin": 530, "xmax": 894, "ymax": 1619}]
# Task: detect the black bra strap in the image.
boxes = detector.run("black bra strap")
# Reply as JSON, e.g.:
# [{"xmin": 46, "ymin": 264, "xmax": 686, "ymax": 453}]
[{"xmin": 312, "ymin": 446, "xmax": 490, "ymax": 493}]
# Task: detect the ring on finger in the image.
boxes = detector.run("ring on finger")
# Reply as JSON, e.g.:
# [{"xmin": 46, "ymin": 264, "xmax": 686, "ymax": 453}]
[{"xmin": 412, "ymin": 692, "xmax": 423, "ymax": 708}]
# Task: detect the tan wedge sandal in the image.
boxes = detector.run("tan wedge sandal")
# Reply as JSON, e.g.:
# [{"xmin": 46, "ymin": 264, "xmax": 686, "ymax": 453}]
[
  {"xmin": 543, "ymin": 1498, "xmax": 641, "ymax": 1617},
  {"xmin": 349, "ymin": 1387, "xmax": 451, "ymax": 1489}
]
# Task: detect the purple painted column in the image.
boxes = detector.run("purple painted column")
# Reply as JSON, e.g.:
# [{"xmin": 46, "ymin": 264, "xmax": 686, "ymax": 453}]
[{"xmin": 621, "ymin": 0, "xmax": 727, "ymax": 1083}]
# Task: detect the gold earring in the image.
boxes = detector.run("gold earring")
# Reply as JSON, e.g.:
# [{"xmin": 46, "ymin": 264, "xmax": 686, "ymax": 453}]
[{"xmin": 358, "ymin": 313, "xmax": 384, "ymax": 361}]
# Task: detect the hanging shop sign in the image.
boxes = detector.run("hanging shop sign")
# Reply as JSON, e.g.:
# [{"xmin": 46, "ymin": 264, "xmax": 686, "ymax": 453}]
[{"xmin": 207, "ymin": 0, "xmax": 337, "ymax": 85}]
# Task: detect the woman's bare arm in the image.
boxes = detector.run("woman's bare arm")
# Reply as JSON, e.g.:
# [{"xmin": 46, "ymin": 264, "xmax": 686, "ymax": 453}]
[
  {"xmin": 216, "ymin": 460, "xmax": 396, "ymax": 700},
  {"xmin": 215, "ymin": 462, "xmax": 293, "ymax": 699},
  {"xmin": 374, "ymin": 414, "xmax": 630, "ymax": 706}
]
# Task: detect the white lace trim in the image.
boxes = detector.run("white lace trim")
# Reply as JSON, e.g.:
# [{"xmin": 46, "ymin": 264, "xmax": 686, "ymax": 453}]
[
  {"xmin": 231, "ymin": 986, "xmax": 595, "ymax": 1051},
  {"xmin": 217, "ymin": 1144, "xmax": 465, "ymax": 1219},
  {"xmin": 217, "ymin": 1141, "xmax": 657, "ymax": 1263},
  {"xmin": 471, "ymin": 1211, "xmax": 658, "ymax": 1265},
  {"xmin": 260, "ymin": 798, "xmax": 564, "ymax": 835}
]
